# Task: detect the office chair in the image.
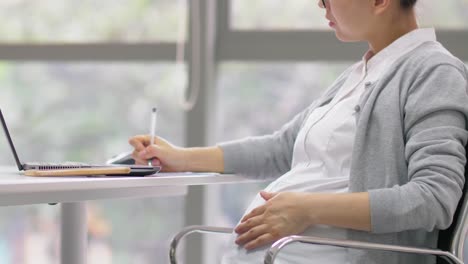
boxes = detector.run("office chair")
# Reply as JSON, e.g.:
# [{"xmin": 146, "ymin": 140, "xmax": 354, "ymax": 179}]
[{"xmin": 169, "ymin": 170, "xmax": 468, "ymax": 264}]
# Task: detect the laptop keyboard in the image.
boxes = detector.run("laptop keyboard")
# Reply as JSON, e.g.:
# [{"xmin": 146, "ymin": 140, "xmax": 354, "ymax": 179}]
[{"xmin": 26, "ymin": 162, "xmax": 90, "ymax": 170}]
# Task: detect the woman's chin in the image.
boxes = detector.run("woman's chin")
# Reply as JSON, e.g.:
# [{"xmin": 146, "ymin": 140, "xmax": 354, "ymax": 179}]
[{"xmin": 334, "ymin": 30, "xmax": 361, "ymax": 43}]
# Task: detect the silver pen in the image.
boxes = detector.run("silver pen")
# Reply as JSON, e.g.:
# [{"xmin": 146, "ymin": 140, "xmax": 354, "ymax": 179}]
[{"xmin": 148, "ymin": 107, "xmax": 157, "ymax": 166}]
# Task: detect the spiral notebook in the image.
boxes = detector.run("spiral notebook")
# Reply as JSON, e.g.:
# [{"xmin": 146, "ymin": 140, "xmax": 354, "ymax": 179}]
[{"xmin": 1, "ymin": 109, "xmax": 160, "ymax": 177}]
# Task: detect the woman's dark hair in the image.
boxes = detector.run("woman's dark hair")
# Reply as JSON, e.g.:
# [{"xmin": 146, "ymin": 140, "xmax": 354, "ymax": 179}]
[{"xmin": 401, "ymin": 0, "xmax": 417, "ymax": 9}]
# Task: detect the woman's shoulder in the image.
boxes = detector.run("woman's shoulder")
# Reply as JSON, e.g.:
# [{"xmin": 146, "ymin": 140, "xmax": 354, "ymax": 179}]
[{"xmin": 399, "ymin": 41, "xmax": 467, "ymax": 77}]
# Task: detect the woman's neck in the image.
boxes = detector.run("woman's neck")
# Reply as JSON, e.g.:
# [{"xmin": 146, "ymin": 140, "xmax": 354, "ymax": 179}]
[{"xmin": 367, "ymin": 9, "xmax": 419, "ymax": 54}]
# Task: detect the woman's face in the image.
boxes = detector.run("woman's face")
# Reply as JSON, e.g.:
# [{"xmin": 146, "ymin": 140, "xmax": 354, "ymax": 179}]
[{"xmin": 319, "ymin": 0, "xmax": 375, "ymax": 42}]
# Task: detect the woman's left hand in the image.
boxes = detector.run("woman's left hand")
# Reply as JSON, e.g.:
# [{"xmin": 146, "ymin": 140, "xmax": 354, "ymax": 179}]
[{"xmin": 234, "ymin": 191, "xmax": 314, "ymax": 250}]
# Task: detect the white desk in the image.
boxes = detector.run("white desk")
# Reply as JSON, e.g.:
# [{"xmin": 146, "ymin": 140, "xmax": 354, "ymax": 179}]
[{"xmin": 0, "ymin": 166, "xmax": 254, "ymax": 264}]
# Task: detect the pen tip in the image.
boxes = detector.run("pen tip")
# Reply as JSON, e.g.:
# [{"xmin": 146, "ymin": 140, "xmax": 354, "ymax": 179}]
[{"xmin": 152, "ymin": 107, "xmax": 157, "ymax": 112}]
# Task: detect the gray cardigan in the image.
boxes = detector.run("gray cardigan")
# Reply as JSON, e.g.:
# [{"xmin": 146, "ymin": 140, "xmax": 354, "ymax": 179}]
[{"xmin": 219, "ymin": 41, "xmax": 468, "ymax": 264}]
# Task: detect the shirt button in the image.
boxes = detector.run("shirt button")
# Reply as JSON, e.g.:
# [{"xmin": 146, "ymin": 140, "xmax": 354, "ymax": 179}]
[{"xmin": 354, "ymin": 105, "xmax": 361, "ymax": 112}]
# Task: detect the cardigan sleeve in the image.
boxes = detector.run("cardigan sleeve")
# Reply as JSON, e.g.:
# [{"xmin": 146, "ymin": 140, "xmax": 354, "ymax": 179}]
[{"xmin": 369, "ymin": 63, "xmax": 468, "ymax": 233}]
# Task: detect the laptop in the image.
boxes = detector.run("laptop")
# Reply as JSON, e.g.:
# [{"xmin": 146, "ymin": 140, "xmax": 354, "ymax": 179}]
[{"xmin": 0, "ymin": 109, "xmax": 160, "ymax": 176}]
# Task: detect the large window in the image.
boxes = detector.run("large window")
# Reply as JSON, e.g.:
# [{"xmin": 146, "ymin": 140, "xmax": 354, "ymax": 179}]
[
  {"xmin": 1, "ymin": 0, "xmax": 468, "ymax": 263},
  {"xmin": 0, "ymin": 1, "xmax": 188, "ymax": 263}
]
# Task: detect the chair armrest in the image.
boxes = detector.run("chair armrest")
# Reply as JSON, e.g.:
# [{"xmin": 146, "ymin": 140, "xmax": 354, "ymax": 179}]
[
  {"xmin": 169, "ymin": 225, "xmax": 233, "ymax": 264},
  {"xmin": 264, "ymin": 235, "xmax": 463, "ymax": 264}
]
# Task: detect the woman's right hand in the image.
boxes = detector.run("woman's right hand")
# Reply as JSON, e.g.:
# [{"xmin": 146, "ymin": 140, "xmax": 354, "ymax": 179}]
[{"xmin": 128, "ymin": 135, "xmax": 188, "ymax": 172}]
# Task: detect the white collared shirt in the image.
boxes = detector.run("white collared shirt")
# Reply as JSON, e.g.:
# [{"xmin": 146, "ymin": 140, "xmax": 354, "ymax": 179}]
[{"xmin": 221, "ymin": 28, "xmax": 438, "ymax": 264}]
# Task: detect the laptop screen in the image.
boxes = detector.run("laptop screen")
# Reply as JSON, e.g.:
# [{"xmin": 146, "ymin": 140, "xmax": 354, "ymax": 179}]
[{"xmin": 0, "ymin": 109, "xmax": 24, "ymax": 171}]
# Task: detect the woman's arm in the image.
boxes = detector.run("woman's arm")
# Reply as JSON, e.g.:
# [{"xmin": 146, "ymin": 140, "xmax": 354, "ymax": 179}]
[{"xmin": 369, "ymin": 63, "xmax": 468, "ymax": 234}]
